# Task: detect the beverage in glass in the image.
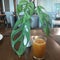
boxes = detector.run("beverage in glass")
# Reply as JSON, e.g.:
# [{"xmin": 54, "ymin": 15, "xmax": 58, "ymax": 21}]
[{"xmin": 32, "ymin": 36, "xmax": 46, "ymax": 60}]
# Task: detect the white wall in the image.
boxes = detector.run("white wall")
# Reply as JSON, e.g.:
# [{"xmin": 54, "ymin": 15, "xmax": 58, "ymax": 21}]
[
  {"xmin": 17, "ymin": 0, "xmax": 20, "ymax": 4},
  {"xmin": 56, "ymin": 0, "xmax": 60, "ymax": 3},
  {"xmin": 9, "ymin": 0, "xmax": 14, "ymax": 12},
  {"xmin": 37, "ymin": 0, "xmax": 60, "ymax": 12},
  {"xmin": 2, "ymin": 0, "xmax": 14, "ymax": 12}
]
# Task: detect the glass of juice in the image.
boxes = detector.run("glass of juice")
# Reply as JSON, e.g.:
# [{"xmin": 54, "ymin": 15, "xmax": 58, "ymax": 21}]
[{"xmin": 32, "ymin": 36, "xmax": 46, "ymax": 60}]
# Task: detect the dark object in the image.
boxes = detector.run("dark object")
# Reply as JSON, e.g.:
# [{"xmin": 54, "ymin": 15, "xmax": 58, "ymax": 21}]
[
  {"xmin": 0, "ymin": 14, "xmax": 7, "ymax": 27},
  {"xmin": 55, "ymin": 17, "xmax": 60, "ymax": 20}
]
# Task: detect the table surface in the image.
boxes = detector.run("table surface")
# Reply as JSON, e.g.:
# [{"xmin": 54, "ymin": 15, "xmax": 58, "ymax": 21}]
[{"xmin": 0, "ymin": 29, "xmax": 60, "ymax": 60}]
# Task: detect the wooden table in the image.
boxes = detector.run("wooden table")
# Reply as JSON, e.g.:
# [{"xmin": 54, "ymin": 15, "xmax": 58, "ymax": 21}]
[{"xmin": 0, "ymin": 29, "xmax": 60, "ymax": 60}]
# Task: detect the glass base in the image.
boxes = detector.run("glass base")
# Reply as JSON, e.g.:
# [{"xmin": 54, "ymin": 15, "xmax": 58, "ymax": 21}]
[{"xmin": 33, "ymin": 56, "xmax": 45, "ymax": 60}]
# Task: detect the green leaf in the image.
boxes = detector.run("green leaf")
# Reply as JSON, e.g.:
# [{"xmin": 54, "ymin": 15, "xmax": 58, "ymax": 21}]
[
  {"xmin": 15, "ymin": 41, "xmax": 26, "ymax": 57},
  {"xmin": 11, "ymin": 0, "xmax": 51, "ymax": 57},
  {"xmin": 16, "ymin": 5, "xmax": 22, "ymax": 14},
  {"xmin": 43, "ymin": 25, "xmax": 50, "ymax": 36},
  {"xmin": 36, "ymin": 6, "xmax": 51, "ymax": 36}
]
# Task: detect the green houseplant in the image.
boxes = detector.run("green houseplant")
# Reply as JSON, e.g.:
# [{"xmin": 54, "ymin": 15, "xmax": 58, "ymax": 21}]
[{"xmin": 11, "ymin": 0, "xmax": 51, "ymax": 57}]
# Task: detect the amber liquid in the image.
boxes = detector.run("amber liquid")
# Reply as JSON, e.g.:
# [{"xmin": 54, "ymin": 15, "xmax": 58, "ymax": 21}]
[{"xmin": 32, "ymin": 38, "xmax": 46, "ymax": 58}]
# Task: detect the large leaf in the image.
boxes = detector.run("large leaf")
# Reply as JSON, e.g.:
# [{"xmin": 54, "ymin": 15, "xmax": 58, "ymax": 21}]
[
  {"xmin": 36, "ymin": 6, "xmax": 51, "ymax": 36},
  {"xmin": 11, "ymin": 0, "xmax": 51, "ymax": 58},
  {"xmin": 11, "ymin": 13, "xmax": 31, "ymax": 57}
]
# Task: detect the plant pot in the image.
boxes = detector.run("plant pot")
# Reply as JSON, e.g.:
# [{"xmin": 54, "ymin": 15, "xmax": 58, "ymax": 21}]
[{"xmin": 31, "ymin": 14, "xmax": 39, "ymax": 28}]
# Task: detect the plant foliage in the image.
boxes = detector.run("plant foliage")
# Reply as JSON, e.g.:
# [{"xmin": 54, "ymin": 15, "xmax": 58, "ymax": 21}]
[{"xmin": 11, "ymin": 0, "xmax": 51, "ymax": 57}]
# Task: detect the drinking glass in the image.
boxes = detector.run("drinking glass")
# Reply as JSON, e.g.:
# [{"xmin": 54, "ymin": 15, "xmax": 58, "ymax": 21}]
[{"xmin": 31, "ymin": 36, "xmax": 47, "ymax": 60}]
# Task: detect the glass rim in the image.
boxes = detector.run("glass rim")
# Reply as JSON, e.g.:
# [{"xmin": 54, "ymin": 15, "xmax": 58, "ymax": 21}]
[
  {"xmin": 31, "ymin": 35, "xmax": 47, "ymax": 45},
  {"xmin": 31, "ymin": 35, "xmax": 47, "ymax": 41}
]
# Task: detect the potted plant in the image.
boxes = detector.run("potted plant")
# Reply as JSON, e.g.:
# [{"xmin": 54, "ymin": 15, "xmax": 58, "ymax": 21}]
[{"xmin": 11, "ymin": 0, "xmax": 51, "ymax": 57}]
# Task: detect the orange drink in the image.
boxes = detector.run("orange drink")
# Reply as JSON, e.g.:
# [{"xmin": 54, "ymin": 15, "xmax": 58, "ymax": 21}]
[{"xmin": 32, "ymin": 37, "xmax": 46, "ymax": 60}]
